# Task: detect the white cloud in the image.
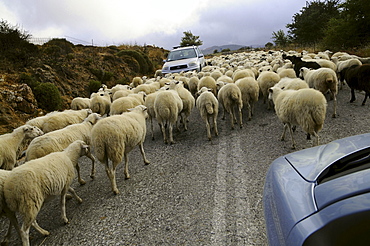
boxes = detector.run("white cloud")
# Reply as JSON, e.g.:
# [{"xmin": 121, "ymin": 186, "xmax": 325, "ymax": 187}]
[{"xmin": 0, "ymin": 0, "xmax": 308, "ymax": 49}]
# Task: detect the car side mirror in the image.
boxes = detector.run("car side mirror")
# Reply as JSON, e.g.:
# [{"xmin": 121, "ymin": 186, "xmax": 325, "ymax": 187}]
[{"xmin": 163, "ymin": 59, "xmax": 167, "ymax": 63}]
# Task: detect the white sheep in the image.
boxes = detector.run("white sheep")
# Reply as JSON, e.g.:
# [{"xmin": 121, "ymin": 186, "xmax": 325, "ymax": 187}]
[
  {"xmin": 197, "ymin": 76, "xmax": 217, "ymax": 96},
  {"xmin": 274, "ymin": 77, "xmax": 309, "ymax": 90},
  {"xmin": 232, "ymin": 69, "xmax": 255, "ymax": 82},
  {"xmin": 25, "ymin": 113, "xmax": 100, "ymax": 183},
  {"xmin": 110, "ymin": 92, "xmax": 146, "ymax": 115},
  {"xmin": 110, "ymin": 84, "xmax": 132, "ymax": 97},
  {"xmin": 112, "ymin": 89, "xmax": 133, "ymax": 101},
  {"xmin": 210, "ymin": 69, "xmax": 223, "ymax": 81},
  {"xmin": 188, "ymin": 76, "xmax": 200, "ymax": 96},
  {"xmin": 132, "ymin": 82, "xmax": 160, "ymax": 95},
  {"xmin": 0, "ymin": 170, "xmax": 20, "ymax": 245},
  {"xmin": 257, "ymin": 71, "xmax": 280, "ymax": 109},
  {"xmin": 217, "ymin": 82, "xmax": 243, "ymax": 129},
  {"xmin": 333, "ymin": 57, "xmax": 362, "ymax": 89},
  {"xmin": 4, "ymin": 140, "xmax": 93, "ymax": 246},
  {"xmin": 32, "ymin": 109, "xmax": 92, "ymax": 133},
  {"xmin": 90, "ymin": 91, "xmax": 112, "ymax": 116},
  {"xmin": 268, "ymin": 87, "xmax": 327, "ymax": 149},
  {"xmin": 196, "ymin": 87, "xmax": 219, "ymax": 141},
  {"xmin": 130, "ymin": 76, "xmax": 144, "ymax": 88},
  {"xmin": 25, "ymin": 111, "xmax": 58, "ymax": 129},
  {"xmin": 217, "ymin": 75, "xmax": 234, "ymax": 84},
  {"xmin": 167, "ymin": 81, "xmax": 195, "ymax": 131},
  {"xmin": 299, "ymin": 67, "xmax": 338, "ymax": 118},
  {"xmin": 143, "ymin": 90, "xmax": 162, "ymax": 140},
  {"xmin": 277, "ymin": 68, "xmax": 296, "ymax": 78},
  {"xmin": 235, "ymin": 77, "xmax": 259, "ymax": 121},
  {"xmin": 70, "ymin": 97, "xmax": 91, "ymax": 110},
  {"xmin": 0, "ymin": 125, "xmax": 43, "ymax": 170},
  {"xmin": 91, "ymin": 105, "xmax": 150, "ymax": 194},
  {"xmin": 154, "ymin": 89, "xmax": 183, "ymax": 144}
]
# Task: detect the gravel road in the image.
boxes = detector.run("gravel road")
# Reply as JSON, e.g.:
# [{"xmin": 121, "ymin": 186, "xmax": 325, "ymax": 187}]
[{"xmin": 1, "ymin": 85, "xmax": 370, "ymax": 246}]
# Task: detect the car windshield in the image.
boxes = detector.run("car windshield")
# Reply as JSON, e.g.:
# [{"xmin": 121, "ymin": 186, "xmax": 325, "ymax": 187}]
[{"xmin": 167, "ymin": 48, "xmax": 197, "ymax": 61}]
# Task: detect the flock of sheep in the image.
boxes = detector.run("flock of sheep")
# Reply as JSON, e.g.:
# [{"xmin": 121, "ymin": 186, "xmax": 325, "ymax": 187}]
[{"xmin": 1, "ymin": 49, "xmax": 370, "ymax": 245}]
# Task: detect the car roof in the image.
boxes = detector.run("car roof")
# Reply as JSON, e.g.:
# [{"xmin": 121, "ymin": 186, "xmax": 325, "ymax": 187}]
[{"xmin": 171, "ymin": 46, "xmax": 198, "ymax": 51}]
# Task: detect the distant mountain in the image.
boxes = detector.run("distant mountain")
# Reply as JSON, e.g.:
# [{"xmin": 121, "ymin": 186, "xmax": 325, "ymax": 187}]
[
  {"xmin": 201, "ymin": 44, "xmax": 264, "ymax": 55},
  {"xmin": 201, "ymin": 44, "xmax": 245, "ymax": 55}
]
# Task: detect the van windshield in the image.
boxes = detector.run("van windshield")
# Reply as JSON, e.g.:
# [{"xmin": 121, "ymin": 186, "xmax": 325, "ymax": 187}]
[{"xmin": 167, "ymin": 48, "xmax": 197, "ymax": 61}]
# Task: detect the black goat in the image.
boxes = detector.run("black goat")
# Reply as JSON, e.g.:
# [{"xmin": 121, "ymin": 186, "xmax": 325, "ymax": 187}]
[
  {"xmin": 341, "ymin": 64, "xmax": 370, "ymax": 105},
  {"xmin": 282, "ymin": 53, "xmax": 321, "ymax": 77}
]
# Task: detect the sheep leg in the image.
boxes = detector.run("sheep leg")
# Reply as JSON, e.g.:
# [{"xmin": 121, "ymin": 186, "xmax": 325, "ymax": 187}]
[
  {"xmin": 350, "ymin": 88, "xmax": 356, "ymax": 103},
  {"xmin": 160, "ymin": 122, "xmax": 167, "ymax": 144},
  {"xmin": 183, "ymin": 114, "xmax": 189, "ymax": 131},
  {"xmin": 287, "ymin": 123, "xmax": 296, "ymax": 149},
  {"xmin": 247, "ymin": 102, "xmax": 252, "ymax": 121},
  {"xmin": 60, "ymin": 189, "xmax": 69, "ymax": 224},
  {"xmin": 221, "ymin": 105, "xmax": 226, "ymax": 120},
  {"xmin": 281, "ymin": 123, "xmax": 288, "ymax": 141},
  {"xmin": 238, "ymin": 105, "xmax": 243, "ymax": 128},
  {"xmin": 213, "ymin": 116, "xmax": 219, "ymax": 137},
  {"xmin": 332, "ymin": 92, "xmax": 337, "ymax": 118},
  {"xmin": 205, "ymin": 118, "xmax": 212, "ymax": 141},
  {"xmin": 123, "ymin": 154, "xmax": 130, "ymax": 179},
  {"xmin": 68, "ymin": 187, "xmax": 83, "ymax": 203},
  {"xmin": 104, "ymin": 163, "xmax": 119, "ymax": 195},
  {"xmin": 31, "ymin": 220, "xmax": 50, "ymax": 236},
  {"xmin": 312, "ymin": 131, "xmax": 320, "ymax": 146},
  {"xmin": 361, "ymin": 92, "xmax": 370, "ymax": 106},
  {"xmin": 75, "ymin": 163, "xmax": 86, "ymax": 185},
  {"xmin": 150, "ymin": 117, "xmax": 155, "ymax": 140},
  {"xmin": 229, "ymin": 110, "xmax": 235, "ymax": 130},
  {"xmin": 139, "ymin": 142, "xmax": 150, "ymax": 165},
  {"xmin": 85, "ymin": 151, "xmax": 96, "ymax": 179},
  {"xmin": 20, "ymin": 216, "xmax": 34, "ymax": 246},
  {"xmin": 1, "ymin": 210, "xmax": 21, "ymax": 245},
  {"xmin": 169, "ymin": 123, "xmax": 176, "ymax": 144}
]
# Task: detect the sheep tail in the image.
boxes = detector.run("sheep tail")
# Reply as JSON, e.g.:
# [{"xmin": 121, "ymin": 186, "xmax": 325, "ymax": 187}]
[
  {"xmin": 231, "ymin": 92, "xmax": 239, "ymax": 101},
  {"xmin": 205, "ymin": 103, "xmax": 214, "ymax": 114}
]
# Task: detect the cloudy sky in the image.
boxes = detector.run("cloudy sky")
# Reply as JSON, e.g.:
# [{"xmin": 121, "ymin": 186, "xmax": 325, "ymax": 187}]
[{"xmin": 1, "ymin": 0, "xmax": 308, "ymax": 50}]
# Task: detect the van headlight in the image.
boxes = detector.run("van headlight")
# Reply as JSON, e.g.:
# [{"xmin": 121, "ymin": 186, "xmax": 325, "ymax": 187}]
[{"xmin": 162, "ymin": 66, "xmax": 169, "ymax": 71}]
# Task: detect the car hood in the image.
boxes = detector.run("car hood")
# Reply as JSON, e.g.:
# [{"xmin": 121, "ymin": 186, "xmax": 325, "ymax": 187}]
[{"xmin": 285, "ymin": 133, "xmax": 370, "ymax": 182}]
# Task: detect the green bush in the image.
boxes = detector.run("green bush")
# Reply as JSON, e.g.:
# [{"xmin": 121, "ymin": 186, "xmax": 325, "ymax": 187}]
[
  {"xmin": 89, "ymin": 68, "xmax": 114, "ymax": 83},
  {"xmin": 33, "ymin": 82, "xmax": 62, "ymax": 111},
  {"xmin": 116, "ymin": 49, "xmax": 154, "ymax": 74},
  {"xmin": 19, "ymin": 73, "xmax": 39, "ymax": 89},
  {"xmin": 89, "ymin": 80, "xmax": 101, "ymax": 94},
  {"xmin": 43, "ymin": 38, "xmax": 74, "ymax": 54}
]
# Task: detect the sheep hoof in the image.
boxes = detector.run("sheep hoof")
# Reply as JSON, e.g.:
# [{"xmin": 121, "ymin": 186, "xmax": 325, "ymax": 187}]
[
  {"xmin": 90, "ymin": 175, "xmax": 95, "ymax": 179},
  {"xmin": 66, "ymin": 194, "xmax": 73, "ymax": 200},
  {"xmin": 113, "ymin": 189, "xmax": 120, "ymax": 195},
  {"xmin": 332, "ymin": 114, "xmax": 336, "ymax": 118},
  {"xmin": 78, "ymin": 179, "xmax": 86, "ymax": 185},
  {"xmin": 144, "ymin": 160, "xmax": 150, "ymax": 165}
]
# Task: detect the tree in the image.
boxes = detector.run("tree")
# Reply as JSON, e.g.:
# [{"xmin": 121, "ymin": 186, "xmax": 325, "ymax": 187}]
[
  {"xmin": 271, "ymin": 30, "xmax": 291, "ymax": 47},
  {"xmin": 286, "ymin": 0, "xmax": 340, "ymax": 47},
  {"xmin": 265, "ymin": 42, "xmax": 274, "ymax": 49},
  {"xmin": 180, "ymin": 31, "xmax": 203, "ymax": 47}
]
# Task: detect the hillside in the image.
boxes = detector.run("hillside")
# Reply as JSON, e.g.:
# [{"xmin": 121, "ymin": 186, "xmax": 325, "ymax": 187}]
[
  {"xmin": 201, "ymin": 44, "xmax": 246, "ymax": 55},
  {"xmin": 0, "ymin": 39, "xmax": 168, "ymax": 134}
]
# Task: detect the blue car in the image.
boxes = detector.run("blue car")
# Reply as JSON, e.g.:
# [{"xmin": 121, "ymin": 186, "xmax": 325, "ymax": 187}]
[{"xmin": 263, "ymin": 133, "xmax": 370, "ymax": 246}]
